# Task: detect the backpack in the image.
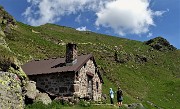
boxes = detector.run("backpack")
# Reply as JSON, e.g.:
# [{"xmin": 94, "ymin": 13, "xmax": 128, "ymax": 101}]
[{"xmin": 118, "ymin": 90, "xmax": 123, "ymax": 96}]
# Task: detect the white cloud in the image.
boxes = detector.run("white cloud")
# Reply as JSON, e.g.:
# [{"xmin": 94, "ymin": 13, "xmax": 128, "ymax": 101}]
[
  {"xmin": 147, "ymin": 32, "xmax": 153, "ymax": 37},
  {"xmin": 153, "ymin": 10, "xmax": 168, "ymax": 16},
  {"xmin": 23, "ymin": 0, "xmax": 109, "ymax": 26},
  {"xmin": 95, "ymin": 0, "xmax": 166, "ymax": 36},
  {"xmin": 23, "ymin": 0, "xmax": 166, "ymax": 36},
  {"xmin": 76, "ymin": 26, "xmax": 88, "ymax": 31}
]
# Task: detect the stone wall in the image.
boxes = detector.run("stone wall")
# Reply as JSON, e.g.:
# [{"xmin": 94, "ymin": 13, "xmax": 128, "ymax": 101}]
[
  {"xmin": 74, "ymin": 59, "xmax": 102, "ymax": 101},
  {"xmin": 29, "ymin": 59, "xmax": 102, "ymax": 101},
  {"xmin": 30, "ymin": 72, "xmax": 75, "ymax": 97},
  {"xmin": 0, "ymin": 71, "xmax": 24, "ymax": 109}
]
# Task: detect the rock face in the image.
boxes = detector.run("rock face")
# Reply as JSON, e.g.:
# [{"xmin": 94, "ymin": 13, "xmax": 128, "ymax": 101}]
[
  {"xmin": 0, "ymin": 6, "xmax": 16, "ymax": 26},
  {"xmin": 145, "ymin": 37, "xmax": 176, "ymax": 51},
  {"xmin": 0, "ymin": 39, "xmax": 27, "ymax": 109},
  {"xmin": 0, "ymin": 71, "xmax": 24, "ymax": 109},
  {"xmin": 0, "ymin": 6, "xmax": 16, "ymax": 36}
]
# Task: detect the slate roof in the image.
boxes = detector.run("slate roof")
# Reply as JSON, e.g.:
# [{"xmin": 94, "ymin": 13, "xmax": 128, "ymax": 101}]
[{"xmin": 22, "ymin": 54, "xmax": 94, "ymax": 75}]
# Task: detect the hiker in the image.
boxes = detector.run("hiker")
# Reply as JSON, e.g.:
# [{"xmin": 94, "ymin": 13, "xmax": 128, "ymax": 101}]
[
  {"xmin": 117, "ymin": 87, "xmax": 123, "ymax": 107},
  {"xmin": 109, "ymin": 88, "xmax": 114, "ymax": 104}
]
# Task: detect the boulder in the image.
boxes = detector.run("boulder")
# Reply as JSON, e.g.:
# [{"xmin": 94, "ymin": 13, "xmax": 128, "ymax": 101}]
[
  {"xmin": 35, "ymin": 92, "xmax": 52, "ymax": 105},
  {"xmin": 24, "ymin": 80, "xmax": 52, "ymax": 105},
  {"xmin": 135, "ymin": 54, "xmax": 148, "ymax": 64},
  {"xmin": 24, "ymin": 81, "xmax": 37, "ymax": 100},
  {"xmin": 0, "ymin": 71, "xmax": 24, "ymax": 109}
]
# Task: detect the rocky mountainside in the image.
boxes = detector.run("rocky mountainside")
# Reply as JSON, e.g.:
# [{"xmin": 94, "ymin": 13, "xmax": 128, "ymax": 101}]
[
  {"xmin": 0, "ymin": 6, "xmax": 16, "ymax": 36},
  {"xmin": 0, "ymin": 6, "xmax": 27, "ymax": 109},
  {"xmin": 0, "ymin": 6, "xmax": 180, "ymax": 109}
]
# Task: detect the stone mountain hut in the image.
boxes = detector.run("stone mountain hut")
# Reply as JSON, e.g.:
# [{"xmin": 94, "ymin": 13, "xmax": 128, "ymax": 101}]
[{"xmin": 22, "ymin": 43, "xmax": 103, "ymax": 101}]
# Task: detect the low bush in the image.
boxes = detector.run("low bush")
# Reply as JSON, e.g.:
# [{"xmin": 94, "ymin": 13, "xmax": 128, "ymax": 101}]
[{"xmin": 25, "ymin": 101, "xmax": 62, "ymax": 109}]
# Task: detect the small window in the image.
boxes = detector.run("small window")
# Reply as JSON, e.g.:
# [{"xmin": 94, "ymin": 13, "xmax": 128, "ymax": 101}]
[{"xmin": 96, "ymin": 82, "xmax": 99, "ymax": 92}]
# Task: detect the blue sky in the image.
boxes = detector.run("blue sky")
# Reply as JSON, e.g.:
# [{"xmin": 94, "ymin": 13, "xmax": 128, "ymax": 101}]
[{"xmin": 0, "ymin": 0, "xmax": 179, "ymax": 49}]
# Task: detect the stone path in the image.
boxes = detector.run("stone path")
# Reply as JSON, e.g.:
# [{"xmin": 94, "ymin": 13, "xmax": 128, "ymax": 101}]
[{"xmin": 92, "ymin": 103, "xmax": 145, "ymax": 109}]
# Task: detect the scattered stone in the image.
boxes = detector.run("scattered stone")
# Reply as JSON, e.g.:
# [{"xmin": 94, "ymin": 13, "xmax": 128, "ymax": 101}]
[
  {"xmin": 146, "ymin": 101, "xmax": 163, "ymax": 109},
  {"xmin": 35, "ymin": 92, "xmax": 52, "ymax": 105},
  {"xmin": 101, "ymin": 94, "xmax": 107, "ymax": 101},
  {"xmin": 124, "ymin": 103, "xmax": 145, "ymax": 109},
  {"xmin": 135, "ymin": 54, "xmax": 148, "ymax": 64}
]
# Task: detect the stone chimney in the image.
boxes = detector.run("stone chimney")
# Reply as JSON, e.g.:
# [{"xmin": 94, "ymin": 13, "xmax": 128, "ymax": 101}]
[{"xmin": 65, "ymin": 43, "xmax": 77, "ymax": 66}]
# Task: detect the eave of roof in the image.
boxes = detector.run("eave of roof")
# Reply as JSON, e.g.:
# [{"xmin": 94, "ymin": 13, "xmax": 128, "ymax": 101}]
[{"xmin": 22, "ymin": 54, "xmax": 93, "ymax": 75}]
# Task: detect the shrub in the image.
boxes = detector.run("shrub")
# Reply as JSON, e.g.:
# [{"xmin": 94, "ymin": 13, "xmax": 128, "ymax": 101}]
[
  {"xmin": 25, "ymin": 100, "xmax": 62, "ymax": 109},
  {"xmin": 0, "ymin": 56, "xmax": 12, "ymax": 71},
  {"xmin": 78, "ymin": 100, "xmax": 91, "ymax": 107}
]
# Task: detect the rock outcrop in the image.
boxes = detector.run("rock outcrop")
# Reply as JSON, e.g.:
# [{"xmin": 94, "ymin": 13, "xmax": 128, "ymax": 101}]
[
  {"xmin": 145, "ymin": 37, "xmax": 176, "ymax": 51},
  {"xmin": 0, "ymin": 71, "xmax": 24, "ymax": 109},
  {"xmin": 0, "ymin": 6, "xmax": 16, "ymax": 35}
]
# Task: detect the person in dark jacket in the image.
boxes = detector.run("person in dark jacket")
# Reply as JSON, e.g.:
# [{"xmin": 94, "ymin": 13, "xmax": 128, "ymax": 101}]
[{"xmin": 117, "ymin": 87, "xmax": 123, "ymax": 107}]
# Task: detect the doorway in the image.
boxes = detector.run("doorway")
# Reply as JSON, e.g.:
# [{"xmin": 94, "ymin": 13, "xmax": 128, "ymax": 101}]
[{"xmin": 87, "ymin": 75, "xmax": 93, "ymax": 99}]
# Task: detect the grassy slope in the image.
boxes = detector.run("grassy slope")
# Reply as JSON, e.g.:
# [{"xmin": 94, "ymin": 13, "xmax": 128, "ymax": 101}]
[{"xmin": 3, "ymin": 22, "xmax": 180, "ymax": 109}]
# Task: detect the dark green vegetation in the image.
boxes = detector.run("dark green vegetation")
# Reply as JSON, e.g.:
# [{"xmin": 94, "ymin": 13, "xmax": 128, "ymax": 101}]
[
  {"xmin": 145, "ymin": 37, "xmax": 177, "ymax": 51},
  {"xmin": 25, "ymin": 100, "xmax": 122, "ymax": 109},
  {"xmin": 0, "ymin": 7, "xmax": 180, "ymax": 109}
]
